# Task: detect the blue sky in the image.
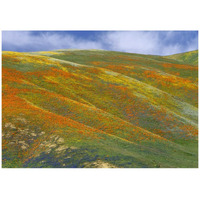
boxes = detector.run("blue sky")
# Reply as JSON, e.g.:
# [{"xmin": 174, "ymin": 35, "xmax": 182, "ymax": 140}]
[{"xmin": 2, "ymin": 31, "xmax": 198, "ymax": 55}]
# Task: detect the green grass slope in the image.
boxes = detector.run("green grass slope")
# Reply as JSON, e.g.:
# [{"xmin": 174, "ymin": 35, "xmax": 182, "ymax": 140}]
[
  {"xmin": 165, "ymin": 50, "xmax": 198, "ymax": 66},
  {"xmin": 2, "ymin": 50, "xmax": 198, "ymax": 168}
]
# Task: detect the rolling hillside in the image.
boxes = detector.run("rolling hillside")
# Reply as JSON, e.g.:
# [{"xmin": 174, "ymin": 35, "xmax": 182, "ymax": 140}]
[
  {"xmin": 165, "ymin": 50, "xmax": 198, "ymax": 66},
  {"xmin": 2, "ymin": 49, "xmax": 198, "ymax": 168}
]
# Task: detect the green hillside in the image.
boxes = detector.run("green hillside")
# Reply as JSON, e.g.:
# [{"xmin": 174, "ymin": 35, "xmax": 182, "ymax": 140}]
[
  {"xmin": 165, "ymin": 50, "xmax": 198, "ymax": 66},
  {"xmin": 2, "ymin": 49, "xmax": 198, "ymax": 168}
]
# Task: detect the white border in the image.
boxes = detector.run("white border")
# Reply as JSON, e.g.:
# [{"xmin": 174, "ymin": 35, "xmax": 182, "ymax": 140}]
[{"xmin": 0, "ymin": 1, "xmax": 199, "ymax": 200}]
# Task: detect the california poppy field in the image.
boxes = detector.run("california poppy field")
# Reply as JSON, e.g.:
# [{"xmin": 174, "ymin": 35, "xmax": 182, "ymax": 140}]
[{"xmin": 2, "ymin": 49, "xmax": 198, "ymax": 168}]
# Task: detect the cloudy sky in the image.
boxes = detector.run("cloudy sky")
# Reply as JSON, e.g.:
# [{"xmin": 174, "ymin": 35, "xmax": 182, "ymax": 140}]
[{"xmin": 2, "ymin": 31, "xmax": 198, "ymax": 55}]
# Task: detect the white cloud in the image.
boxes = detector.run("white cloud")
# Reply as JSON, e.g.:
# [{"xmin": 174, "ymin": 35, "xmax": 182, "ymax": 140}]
[
  {"xmin": 2, "ymin": 31, "xmax": 103, "ymax": 51},
  {"xmin": 102, "ymin": 31, "xmax": 161, "ymax": 54},
  {"xmin": 185, "ymin": 36, "xmax": 198, "ymax": 52},
  {"xmin": 101, "ymin": 31, "xmax": 198, "ymax": 55},
  {"xmin": 2, "ymin": 31, "xmax": 198, "ymax": 55},
  {"xmin": 161, "ymin": 44, "xmax": 182, "ymax": 55}
]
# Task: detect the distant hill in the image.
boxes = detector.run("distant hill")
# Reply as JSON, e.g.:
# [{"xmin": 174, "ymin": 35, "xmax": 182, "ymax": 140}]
[
  {"xmin": 2, "ymin": 49, "xmax": 198, "ymax": 168},
  {"xmin": 165, "ymin": 50, "xmax": 198, "ymax": 66}
]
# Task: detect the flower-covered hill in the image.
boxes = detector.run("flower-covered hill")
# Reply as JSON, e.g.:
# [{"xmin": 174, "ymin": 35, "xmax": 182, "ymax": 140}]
[
  {"xmin": 2, "ymin": 50, "xmax": 198, "ymax": 168},
  {"xmin": 165, "ymin": 50, "xmax": 198, "ymax": 66}
]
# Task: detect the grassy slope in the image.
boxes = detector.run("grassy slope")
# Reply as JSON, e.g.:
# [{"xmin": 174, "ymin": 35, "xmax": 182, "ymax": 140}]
[
  {"xmin": 165, "ymin": 50, "xmax": 198, "ymax": 66},
  {"xmin": 2, "ymin": 50, "xmax": 198, "ymax": 168}
]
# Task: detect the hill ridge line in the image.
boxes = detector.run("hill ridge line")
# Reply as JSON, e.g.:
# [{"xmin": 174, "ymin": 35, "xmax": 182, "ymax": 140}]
[{"xmin": 20, "ymin": 90, "xmax": 170, "ymax": 143}]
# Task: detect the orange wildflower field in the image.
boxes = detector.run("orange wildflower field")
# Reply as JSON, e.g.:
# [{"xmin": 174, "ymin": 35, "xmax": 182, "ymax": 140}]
[{"xmin": 2, "ymin": 49, "xmax": 198, "ymax": 168}]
